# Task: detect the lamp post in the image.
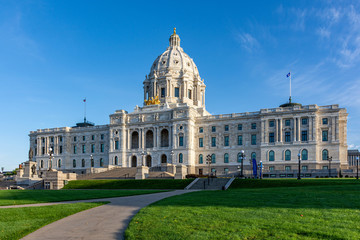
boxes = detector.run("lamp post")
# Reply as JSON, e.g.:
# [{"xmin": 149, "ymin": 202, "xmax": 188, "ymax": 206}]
[
  {"xmin": 90, "ymin": 154, "xmax": 93, "ymax": 168},
  {"xmin": 258, "ymin": 160, "xmax": 263, "ymax": 179},
  {"xmin": 48, "ymin": 147, "xmax": 53, "ymax": 171},
  {"xmin": 327, "ymin": 156, "xmax": 333, "ymax": 178},
  {"xmin": 239, "ymin": 150, "xmax": 245, "ymax": 178},
  {"xmin": 206, "ymin": 154, "xmax": 212, "ymax": 185},
  {"xmin": 356, "ymin": 156, "xmax": 359, "ymax": 180},
  {"xmin": 297, "ymin": 152, "xmax": 301, "ymax": 180}
]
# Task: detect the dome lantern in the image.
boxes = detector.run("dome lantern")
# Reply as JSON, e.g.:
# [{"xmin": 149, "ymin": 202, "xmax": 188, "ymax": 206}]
[{"xmin": 169, "ymin": 27, "xmax": 180, "ymax": 47}]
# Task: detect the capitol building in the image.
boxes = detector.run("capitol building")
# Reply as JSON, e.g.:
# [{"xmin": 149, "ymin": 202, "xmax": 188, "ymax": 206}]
[{"xmin": 29, "ymin": 29, "xmax": 349, "ymax": 178}]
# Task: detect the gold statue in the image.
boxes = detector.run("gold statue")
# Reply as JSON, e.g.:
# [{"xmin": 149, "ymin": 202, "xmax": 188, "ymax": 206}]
[
  {"xmin": 144, "ymin": 96, "xmax": 161, "ymax": 105},
  {"xmin": 173, "ymin": 27, "xmax": 176, "ymax": 34}
]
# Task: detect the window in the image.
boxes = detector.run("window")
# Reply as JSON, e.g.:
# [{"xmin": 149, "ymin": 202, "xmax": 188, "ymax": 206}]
[
  {"xmin": 59, "ymin": 136, "xmax": 63, "ymax": 142},
  {"xmin": 224, "ymin": 153, "xmax": 229, "ymax": 163},
  {"xmin": 199, "ymin": 154, "xmax": 203, "ymax": 164},
  {"xmin": 82, "ymin": 136, "xmax": 85, "ymax": 141},
  {"xmin": 35, "ymin": 139, "xmax": 37, "ymax": 144},
  {"xmin": 199, "ymin": 127, "xmax": 203, "ymax": 133},
  {"xmin": 91, "ymin": 144, "xmax": 95, "ymax": 153},
  {"xmin": 74, "ymin": 136, "xmax": 77, "ymax": 142},
  {"xmin": 211, "ymin": 154, "xmax": 216, "ymax": 163},
  {"xmin": 179, "ymin": 136, "xmax": 184, "ymax": 146},
  {"xmin": 179, "ymin": 153, "xmax": 183, "ymax": 163},
  {"xmin": 59, "ymin": 146, "xmax": 63, "ymax": 154},
  {"xmin": 269, "ymin": 166, "xmax": 275, "ymax": 172},
  {"xmin": 322, "ymin": 166, "xmax": 328, "ymax": 170},
  {"xmin": 285, "ymin": 132, "xmax": 291, "ymax": 142},
  {"xmin": 35, "ymin": 148, "xmax": 37, "ymax": 156},
  {"xmin": 301, "ymin": 131, "xmax": 308, "ymax": 141},
  {"xmin": 51, "ymin": 137, "xmax": 54, "ymax": 143},
  {"xmin": 115, "ymin": 140, "xmax": 119, "ymax": 150},
  {"xmin": 224, "ymin": 125, "xmax": 229, "ymax": 131},
  {"xmin": 224, "ymin": 136, "xmax": 229, "ymax": 146},
  {"xmin": 82, "ymin": 145, "xmax": 86, "ymax": 153},
  {"xmin": 101, "ymin": 134, "xmax": 104, "ymax": 140},
  {"xmin": 160, "ymin": 129, "xmax": 169, "ymax": 147},
  {"xmin": 100, "ymin": 144, "xmax": 104, "ymax": 153},
  {"xmin": 302, "ymin": 149, "xmax": 308, "ymax": 160},
  {"xmin": 40, "ymin": 160, "xmax": 44, "ymax": 168},
  {"xmin": 285, "ymin": 119, "xmax": 291, "ymax": 126},
  {"xmin": 100, "ymin": 158, "xmax": 104, "ymax": 167},
  {"xmin": 91, "ymin": 158, "xmax": 94, "ymax": 167},
  {"xmin": 322, "ymin": 149, "xmax": 329, "ymax": 160},
  {"xmin": 238, "ymin": 135, "xmax": 243, "ymax": 145},
  {"xmin": 302, "ymin": 165, "xmax": 308, "ymax": 171},
  {"xmin": 322, "ymin": 118, "xmax": 328, "ymax": 124},
  {"xmin": 82, "ymin": 159, "xmax": 85, "ymax": 168},
  {"xmin": 237, "ymin": 153, "xmax": 243, "ymax": 163},
  {"xmin": 73, "ymin": 159, "xmax": 76, "ymax": 168},
  {"xmin": 251, "ymin": 152, "xmax": 256, "ymax": 161},
  {"xmin": 285, "ymin": 150, "xmax": 291, "ymax": 161},
  {"xmin": 251, "ymin": 123, "xmax": 256, "ymax": 129},
  {"xmin": 73, "ymin": 146, "xmax": 77, "ymax": 154},
  {"xmin": 322, "ymin": 130, "xmax": 328, "ymax": 141},
  {"xmin": 224, "ymin": 168, "xmax": 229, "ymax": 173},
  {"xmin": 161, "ymin": 88, "xmax": 165, "ymax": 98},
  {"xmin": 269, "ymin": 120, "xmax": 275, "ymax": 127},
  {"xmin": 302, "ymin": 118, "xmax": 308, "ymax": 125},
  {"xmin": 199, "ymin": 138, "xmax": 203, "ymax": 147},
  {"xmin": 91, "ymin": 135, "xmax": 95, "ymax": 140},
  {"xmin": 269, "ymin": 150, "xmax": 275, "ymax": 161},
  {"xmin": 211, "ymin": 126, "xmax": 216, "ymax": 132},
  {"xmin": 251, "ymin": 134, "xmax": 256, "ymax": 145},
  {"xmin": 238, "ymin": 124, "xmax": 242, "ymax": 130},
  {"xmin": 188, "ymin": 89, "xmax": 192, "ymax": 99},
  {"xmin": 175, "ymin": 87, "xmax": 179, "ymax": 97},
  {"xmin": 42, "ymin": 147, "xmax": 45, "ymax": 155},
  {"xmin": 211, "ymin": 137, "xmax": 216, "ymax": 147},
  {"xmin": 58, "ymin": 159, "xmax": 61, "ymax": 168},
  {"xmin": 269, "ymin": 132, "xmax": 275, "ymax": 143},
  {"xmin": 285, "ymin": 166, "xmax": 291, "ymax": 171},
  {"xmin": 42, "ymin": 138, "xmax": 45, "ymax": 143}
]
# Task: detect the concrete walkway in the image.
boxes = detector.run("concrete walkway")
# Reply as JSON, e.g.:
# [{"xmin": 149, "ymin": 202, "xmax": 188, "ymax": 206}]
[{"xmin": 19, "ymin": 190, "xmax": 197, "ymax": 240}]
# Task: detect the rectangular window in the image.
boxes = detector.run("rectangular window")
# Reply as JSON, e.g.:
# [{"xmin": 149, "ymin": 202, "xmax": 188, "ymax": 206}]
[
  {"xmin": 224, "ymin": 125, "xmax": 229, "ymax": 131},
  {"xmin": 285, "ymin": 119, "xmax": 291, "ymax": 126},
  {"xmin": 322, "ymin": 130, "xmax": 328, "ymax": 141},
  {"xmin": 285, "ymin": 166, "xmax": 291, "ymax": 171},
  {"xmin": 101, "ymin": 134, "xmax": 104, "ymax": 140},
  {"xmin": 238, "ymin": 124, "xmax": 242, "ymax": 130},
  {"xmin": 35, "ymin": 148, "xmax": 37, "ymax": 156},
  {"xmin": 322, "ymin": 118, "xmax": 328, "ymax": 124},
  {"xmin": 199, "ymin": 127, "xmax": 203, "ymax": 133},
  {"xmin": 42, "ymin": 147, "xmax": 45, "ymax": 155},
  {"xmin": 211, "ymin": 137, "xmax": 216, "ymax": 147},
  {"xmin": 100, "ymin": 144, "xmax": 104, "ymax": 152},
  {"xmin": 269, "ymin": 120, "xmax": 275, "ymax": 127},
  {"xmin": 175, "ymin": 87, "xmax": 179, "ymax": 97},
  {"xmin": 82, "ymin": 145, "xmax": 86, "ymax": 153},
  {"xmin": 302, "ymin": 165, "xmax": 308, "ymax": 171},
  {"xmin": 211, "ymin": 126, "xmax": 216, "ymax": 132},
  {"xmin": 42, "ymin": 138, "xmax": 45, "ymax": 143},
  {"xmin": 74, "ymin": 136, "xmax": 77, "ymax": 142},
  {"xmin": 59, "ymin": 146, "xmax": 63, "ymax": 154},
  {"xmin": 301, "ymin": 131, "xmax": 308, "ymax": 141},
  {"xmin": 83, "ymin": 136, "xmax": 86, "ymax": 141},
  {"xmin": 91, "ymin": 144, "xmax": 95, "ymax": 153},
  {"xmin": 51, "ymin": 137, "xmax": 54, "ymax": 143},
  {"xmin": 188, "ymin": 89, "xmax": 192, "ymax": 99},
  {"xmin": 238, "ymin": 135, "xmax": 243, "ymax": 145},
  {"xmin": 179, "ymin": 136, "xmax": 184, "ymax": 146},
  {"xmin": 269, "ymin": 132, "xmax": 275, "ymax": 143},
  {"xmin": 302, "ymin": 118, "xmax": 308, "ymax": 125},
  {"xmin": 322, "ymin": 166, "xmax": 328, "ymax": 170},
  {"xmin": 285, "ymin": 132, "xmax": 291, "ymax": 142},
  {"xmin": 73, "ymin": 145, "xmax": 77, "ymax": 154},
  {"xmin": 161, "ymin": 88, "xmax": 165, "ymax": 98},
  {"xmin": 251, "ymin": 123, "xmax": 256, "ymax": 129},
  {"xmin": 251, "ymin": 134, "xmax": 256, "ymax": 145},
  {"xmin": 199, "ymin": 138, "xmax": 203, "ymax": 147},
  {"xmin": 269, "ymin": 166, "xmax": 275, "ymax": 172},
  {"xmin": 60, "ymin": 136, "xmax": 63, "ymax": 142},
  {"xmin": 115, "ymin": 140, "xmax": 119, "ymax": 150},
  {"xmin": 35, "ymin": 139, "xmax": 37, "ymax": 144},
  {"xmin": 91, "ymin": 135, "xmax": 95, "ymax": 140},
  {"xmin": 224, "ymin": 136, "xmax": 229, "ymax": 146}
]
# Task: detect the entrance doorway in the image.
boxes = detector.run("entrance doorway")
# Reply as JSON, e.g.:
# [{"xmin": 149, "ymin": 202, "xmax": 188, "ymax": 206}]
[
  {"xmin": 199, "ymin": 169, "xmax": 203, "ymax": 175},
  {"xmin": 131, "ymin": 156, "xmax": 137, "ymax": 167},
  {"xmin": 146, "ymin": 155, "xmax": 152, "ymax": 167},
  {"xmin": 161, "ymin": 154, "xmax": 167, "ymax": 164}
]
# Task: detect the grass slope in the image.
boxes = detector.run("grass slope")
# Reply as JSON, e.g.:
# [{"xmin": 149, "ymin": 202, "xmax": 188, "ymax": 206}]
[
  {"xmin": 0, "ymin": 190, "xmax": 165, "ymax": 206},
  {"xmin": 0, "ymin": 202, "xmax": 107, "ymax": 240},
  {"xmin": 126, "ymin": 182, "xmax": 360, "ymax": 240},
  {"xmin": 63, "ymin": 179, "xmax": 193, "ymax": 190}
]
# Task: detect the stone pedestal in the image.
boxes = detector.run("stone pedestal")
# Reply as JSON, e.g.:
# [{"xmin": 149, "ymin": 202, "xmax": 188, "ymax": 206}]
[
  {"xmin": 22, "ymin": 161, "xmax": 37, "ymax": 178},
  {"xmin": 135, "ymin": 166, "xmax": 149, "ymax": 179},
  {"xmin": 43, "ymin": 170, "xmax": 77, "ymax": 190},
  {"xmin": 175, "ymin": 164, "xmax": 187, "ymax": 179}
]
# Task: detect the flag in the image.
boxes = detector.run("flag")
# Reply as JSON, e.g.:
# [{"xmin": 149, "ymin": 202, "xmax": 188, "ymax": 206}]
[
  {"xmin": 286, "ymin": 72, "xmax": 291, "ymax": 78},
  {"xmin": 83, "ymin": 98, "xmax": 86, "ymax": 102}
]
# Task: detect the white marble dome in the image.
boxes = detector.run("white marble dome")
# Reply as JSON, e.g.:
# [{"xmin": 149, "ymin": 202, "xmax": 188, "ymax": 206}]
[{"xmin": 149, "ymin": 28, "xmax": 200, "ymax": 79}]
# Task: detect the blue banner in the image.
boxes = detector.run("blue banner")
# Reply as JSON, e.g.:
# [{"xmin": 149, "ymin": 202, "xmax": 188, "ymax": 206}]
[{"xmin": 252, "ymin": 159, "xmax": 257, "ymax": 178}]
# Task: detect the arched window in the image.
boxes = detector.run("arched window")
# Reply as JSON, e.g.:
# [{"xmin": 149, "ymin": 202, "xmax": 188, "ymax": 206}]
[
  {"xmin": 199, "ymin": 154, "xmax": 203, "ymax": 164},
  {"xmin": 58, "ymin": 159, "xmax": 61, "ymax": 168},
  {"xmin": 302, "ymin": 149, "xmax": 308, "ymax": 160},
  {"xmin": 224, "ymin": 153, "xmax": 229, "ymax": 163},
  {"xmin": 160, "ymin": 129, "xmax": 169, "ymax": 147},
  {"xmin": 40, "ymin": 160, "xmax": 44, "ymax": 168},
  {"xmin": 91, "ymin": 158, "xmax": 94, "ymax": 167},
  {"xmin": 131, "ymin": 131, "xmax": 139, "ymax": 149},
  {"xmin": 161, "ymin": 154, "xmax": 167, "ymax": 164},
  {"xmin": 100, "ymin": 158, "xmax": 104, "ymax": 167},
  {"xmin": 131, "ymin": 156, "xmax": 137, "ymax": 167},
  {"xmin": 251, "ymin": 152, "xmax": 256, "ymax": 161},
  {"xmin": 269, "ymin": 151, "xmax": 275, "ymax": 161},
  {"xmin": 322, "ymin": 149, "xmax": 328, "ymax": 160},
  {"xmin": 285, "ymin": 150, "xmax": 291, "ymax": 161},
  {"xmin": 145, "ymin": 130, "xmax": 154, "ymax": 148},
  {"xmin": 82, "ymin": 159, "xmax": 85, "ymax": 168},
  {"xmin": 115, "ymin": 156, "xmax": 118, "ymax": 165},
  {"xmin": 73, "ymin": 159, "xmax": 76, "ymax": 168},
  {"xmin": 211, "ymin": 154, "xmax": 216, "ymax": 163},
  {"xmin": 179, "ymin": 153, "xmax": 183, "ymax": 163}
]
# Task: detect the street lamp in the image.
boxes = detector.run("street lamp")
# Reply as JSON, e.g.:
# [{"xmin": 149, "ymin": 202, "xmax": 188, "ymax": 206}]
[
  {"xmin": 258, "ymin": 160, "xmax": 263, "ymax": 179},
  {"xmin": 297, "ymin": 152, "xmax": 301, "ymax": 180},
  {"xmin": 48, "ymin": 147, "xmax": 53, "ymax": 171},
  {"xmin": 90, "ymin": 154, "xmax": 93, "ymax": 168},
  {"xmin": 239, "ymin": 150, "xmax": 245, "ymax": 178},
  {"xmin": 206, "ymin": 154, "xmax": 212, "ymax": 185},
  {"xmin": 356, "ymin": 156, "xmax": 359, "ymax": 180},
  {"xmin": 327, "ymin": 156, "xmax": 333, "ymax": 178}
]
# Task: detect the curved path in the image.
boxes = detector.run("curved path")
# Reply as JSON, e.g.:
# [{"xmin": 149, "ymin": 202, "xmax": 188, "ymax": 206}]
[{"xmin": 20, "ymin": 190, "xmax": 197, "ymax": 240}]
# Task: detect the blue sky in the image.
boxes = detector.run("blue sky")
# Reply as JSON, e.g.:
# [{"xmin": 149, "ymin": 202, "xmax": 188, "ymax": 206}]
[{"xmin": 1, "ymin": 0, "xmax": 360, "ymax": 171}]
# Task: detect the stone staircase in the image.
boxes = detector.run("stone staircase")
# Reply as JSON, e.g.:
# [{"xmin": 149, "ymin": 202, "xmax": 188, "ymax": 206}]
[
  {"xmin": 188, "ymin": 178, "xmax": 231, "ymax": 190},
  {"xmin": 77, "ymin": 167, "xmax": 137, "ymax": 180},
  {"xmin": 148, "ymin": 171, "xmax": 174, "ymax": 179}
]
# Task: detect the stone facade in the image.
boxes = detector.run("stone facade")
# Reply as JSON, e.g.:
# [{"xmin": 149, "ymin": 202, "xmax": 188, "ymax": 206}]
[{"xmin": 29, "ymin": 30, "xmax": 349, "ymax": 177}]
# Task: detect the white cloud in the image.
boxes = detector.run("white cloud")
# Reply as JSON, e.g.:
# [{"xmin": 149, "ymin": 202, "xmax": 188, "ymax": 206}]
[{"xmin": 235, "ymin": 32, "xmax": 260, "ymax": 52}]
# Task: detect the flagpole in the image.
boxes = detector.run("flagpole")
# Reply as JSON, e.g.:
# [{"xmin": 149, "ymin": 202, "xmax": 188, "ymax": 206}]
[
  {"xmin": 84, "ymin": 98, "xmax": 86, "ymax": 123},
  {"xmin": 289, "ymin": 71, "xmax": 292, "ymax": 103}
]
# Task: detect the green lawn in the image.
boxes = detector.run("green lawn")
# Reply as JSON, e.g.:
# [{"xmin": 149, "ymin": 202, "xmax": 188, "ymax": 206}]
[
  {"xmin": 0, "ymin": 202, "xmax": 107, "ymax": 240},
  {"xmin": 0, "ymin": 189, "xmax": 165, "ymax": 206},
  {"xmin": 63, "ymin": 179, "xmax": 193, "ymax": 190},
  {"xmin": 126, "ymin": 181, "xmax": 360, "ymax": 240}
]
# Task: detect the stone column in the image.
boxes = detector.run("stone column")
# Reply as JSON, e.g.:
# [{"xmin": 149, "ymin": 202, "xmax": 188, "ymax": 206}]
[
  {"xmin": 297, "ymin": 117, "xmax": 301, "ymax": 142},
  {"xmin": 293, "ymin": 118, "xmax": 297, "ymax": 142},
  {"xmin": 331, "ymin": 117, "xmax": 336, "ymax": 142},
  {"xmin": 309, "ymin": 116, "xmax": 313, "ymax": 141},
  {"xmin": 260, "ymin": 120, "xmax": 265, "ymax": 143},
  {"xmin": 264, "ymin": 119, "xmax": 268, "ymax": 144},
  {"xmin": 279, "ymin": 118, "xmax": 283, "ymax": 142}
]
